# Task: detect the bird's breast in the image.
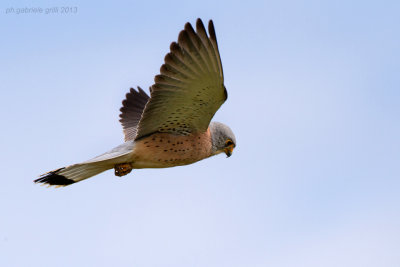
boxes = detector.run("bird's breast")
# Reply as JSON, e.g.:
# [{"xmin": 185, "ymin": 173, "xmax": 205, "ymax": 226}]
[{"xmin": 130, "ymin": 130, "xmax": 212, "ymax": 168}]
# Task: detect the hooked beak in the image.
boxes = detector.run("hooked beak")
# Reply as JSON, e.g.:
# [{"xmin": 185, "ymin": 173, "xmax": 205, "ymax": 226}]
[{"xmin": 224, "ymin": 146, "xmax": 234, "ymax": 158}]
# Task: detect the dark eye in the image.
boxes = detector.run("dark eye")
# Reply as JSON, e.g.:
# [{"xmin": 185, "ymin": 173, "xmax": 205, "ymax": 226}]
[{"xmin": 225, "ymin": 140, "xmax": 234, "ymax": 147}]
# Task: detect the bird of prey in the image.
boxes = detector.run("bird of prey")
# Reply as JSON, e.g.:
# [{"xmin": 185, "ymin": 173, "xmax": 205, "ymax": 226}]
[{"xmin": 34, "ymin": 18, "xmax": 236, "ymax": 187}]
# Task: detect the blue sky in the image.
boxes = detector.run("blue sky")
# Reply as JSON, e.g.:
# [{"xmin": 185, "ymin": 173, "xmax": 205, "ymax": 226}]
[{"xmin": 1, "ymin": 0, "xmax": 399, "ymax": 266}]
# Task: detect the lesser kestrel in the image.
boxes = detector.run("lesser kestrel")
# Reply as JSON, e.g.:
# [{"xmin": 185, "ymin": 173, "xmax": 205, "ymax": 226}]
[{"xmin": 35, "ymin": 18, "xmax": 236, "ymax": 187}]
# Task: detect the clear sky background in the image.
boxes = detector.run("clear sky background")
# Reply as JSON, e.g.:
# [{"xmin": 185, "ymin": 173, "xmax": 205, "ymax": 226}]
[{"xmin": 1, "ymin": 0, "xmax": 399, "ymax": 266}]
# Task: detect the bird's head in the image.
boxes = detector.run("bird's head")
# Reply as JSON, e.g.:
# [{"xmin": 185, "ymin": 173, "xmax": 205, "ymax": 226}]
[{"xmin": 210, "ymin": 122, "xmax": 236, "ymax": 158}]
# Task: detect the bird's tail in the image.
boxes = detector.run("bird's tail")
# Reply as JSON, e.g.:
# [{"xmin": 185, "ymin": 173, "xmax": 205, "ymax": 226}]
[
  {"xmin": 34, "ymin": 142, "xmax": 134, "ymax": 187},
  {"xmin": 34, "ymin": 163, "xmax": 110, "ymax": 187}
]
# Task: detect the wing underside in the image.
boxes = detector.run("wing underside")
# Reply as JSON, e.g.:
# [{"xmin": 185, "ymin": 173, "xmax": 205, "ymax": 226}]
[
  {"xmin": 134, "ymin": 19, "xmax": 226, "ymax": 140},
  {"xmin": 119, "ymin": 87, "xmax": 150, "ymax": 141}
]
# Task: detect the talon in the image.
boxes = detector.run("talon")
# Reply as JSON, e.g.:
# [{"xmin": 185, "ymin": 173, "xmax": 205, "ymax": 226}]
[{"xmin": 114, "ymin": 163, "xmax": 133, "ymax": 177}]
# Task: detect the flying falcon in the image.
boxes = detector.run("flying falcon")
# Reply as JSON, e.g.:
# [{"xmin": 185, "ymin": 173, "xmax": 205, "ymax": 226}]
[{"xmin": 34, "ymin": 18, "xmax": 236, "ymax": 187}]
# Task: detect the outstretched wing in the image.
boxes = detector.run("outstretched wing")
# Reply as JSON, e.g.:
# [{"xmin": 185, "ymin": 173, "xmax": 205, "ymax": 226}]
[
  {"xmin": 119, "ymin": 87, "xmax": 150, "ymax": 141},
  {"xmin": 135, "ymin": 19, "xmax": 227, "ymax": 140}
]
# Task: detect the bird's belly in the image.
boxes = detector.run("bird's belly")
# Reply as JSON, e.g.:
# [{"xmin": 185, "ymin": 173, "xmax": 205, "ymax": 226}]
[
  {"xmin": 131, "ymin": 158, "xmax": 195, "ymax": 169},
  {"xmin": 129, "ymin": 132, "xmax": 212, "ymax": 169}
]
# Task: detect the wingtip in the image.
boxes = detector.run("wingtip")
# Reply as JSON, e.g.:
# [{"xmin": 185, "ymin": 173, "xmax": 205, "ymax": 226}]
[
  {"xmin": 178, "ymin": 29, "xmax": 189, "ymax": 45},
  {"xmin": 169, "ymin": 41, "xmax": 180, "ymax": 52},
  {"xmin": 184, "ymin": 21, "xmax": 195, "ymax": 34},
  {"xmin": 208, "ymin": 20, "xmax": 217, "ymax": 41},
  {"xmin": 184, "ymin": 21, "xmax": 193, "ymax": 31},
  {"xmin": 195, "ymin": 18, "xmax": 207, "ymax": 35},
  {"xmin": 137, "ymin": 86, "xmax": 144, "ymax": 93}
]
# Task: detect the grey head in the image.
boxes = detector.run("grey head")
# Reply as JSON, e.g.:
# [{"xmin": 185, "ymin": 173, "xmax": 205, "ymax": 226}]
[{"xmin": 209, "ymin": 122, "xmax": 236, "ymax": 157}]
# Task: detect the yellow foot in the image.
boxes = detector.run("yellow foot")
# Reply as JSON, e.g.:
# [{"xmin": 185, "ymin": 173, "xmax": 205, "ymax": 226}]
[{"xmin": 114, "ymin": 163, "xmax": 133, "ymax": 177}]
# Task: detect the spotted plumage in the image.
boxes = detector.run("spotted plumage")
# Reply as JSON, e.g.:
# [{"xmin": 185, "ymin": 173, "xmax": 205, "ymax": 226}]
[{"xmin": 35, "ymin": 18, "xmax": 236, "ymax": 187}]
